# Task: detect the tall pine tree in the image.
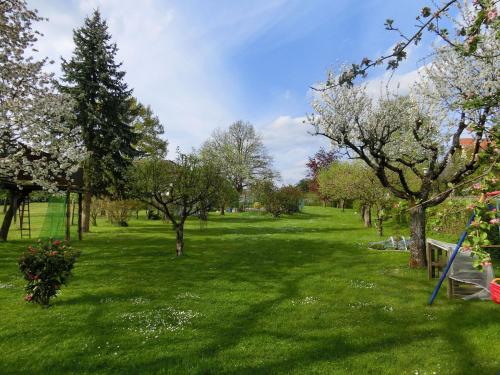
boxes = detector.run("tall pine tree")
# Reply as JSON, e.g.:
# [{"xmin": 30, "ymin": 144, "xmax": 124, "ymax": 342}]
[{"xmin": 61, "ymin": 9, "xmax": 138, "ymax": 232}]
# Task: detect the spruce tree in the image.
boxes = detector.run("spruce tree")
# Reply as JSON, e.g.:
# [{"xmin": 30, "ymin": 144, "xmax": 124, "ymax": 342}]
[{"xmin": 61, "ymin": 9, "xmax": 138, "ymax": 232}]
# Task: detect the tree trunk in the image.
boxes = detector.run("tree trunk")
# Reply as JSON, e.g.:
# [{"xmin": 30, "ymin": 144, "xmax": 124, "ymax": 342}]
[
  {"xmin": 71, "ymin": 198, "xmax": 76, "ymax": 225},
  {"xmin": 220, "ymin": 203, "xmax": 225, "ymax": 216},
  {"xmin": 0, "ymin": 189, "xmax": 23, "ymax": 241},
  {"xmin": 65, "ymin": 189, "xmax": 71, "ymax": 242},
  {"xmin": 363, "ymin": 205, "xmax": 372, "ymax": 227},
  {"xmin": 409, "ymin": 205, "xmax": 427, "ymax": 268},
  {"xmin": 82, "ymin": 190, "xmax": 91, "ymax": 232},
  {"xmin": 360, "ymin": 204, "xmax": 366, "ymax": 222},
  {"xmin": 78, "ymin": 192, "xmax": 83, "ymax": 241},
  {"xmin": 376, "ymin": 210, "xmax": 383, "ymax": 237},
  {"xmin": 175, "ymin": 223, "xmax": 184, "ymax": 256}
]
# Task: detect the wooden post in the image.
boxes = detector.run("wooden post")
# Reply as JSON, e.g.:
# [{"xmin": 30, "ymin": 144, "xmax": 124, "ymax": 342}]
[
  {"xmin": 426, "ymin": 241, "xmax": 432, "ymax": 280},
  {"xmin": 65, "ymin": 189, "xmax": 71, "ymax": 242},
  {"xmin": 78, "ymin": 192, "xmax": 83, "ymax": 241},
  {"xmin": 447, "ymin": 249, "xmax": 454, "ymax": 299},
  {"xmin": 71, "ymin": 198, "xmax": 76, "ymax": 225}
]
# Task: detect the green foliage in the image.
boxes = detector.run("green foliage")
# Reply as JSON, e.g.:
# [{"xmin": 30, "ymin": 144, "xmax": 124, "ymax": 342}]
[
  {"xmin": 61, "ymin": 9, "xmax": 138, "ymax": 197},
  {"xmin": 296, "ymin": 178, "xmax": 312, "ymax": 193},
  {"xmin": 18, "ymin": 239, "xmax": 80, "ymax": 306},
  {"xmin": 130, "ymin": 153, "xmax": 224, "ymax": 254},
  {"xmin": 103, "ymin": 199, "xmax": 141, "ymax": 227},
  {"xmin": 130, "ymin": 98, "xmax": 168, "ymax": 159},
  {"xmin": 317, "ymin": 162, "xmax": 354, "ymax": 204},
  {"xmin": 427, "ymin": 198, "xmax": 473, "ymax": 236},
  {"xmin": 303, "ymin": 192, "xmax": 324, "ymax": 206},
  {"xmin": 278, "ymin": 186, "xmax": 304, "ymax": 214},
  {"xmin": 463, "ymin": 176, "xmax": 500, "ymax": 267},
  {"xmin": 319, "ymin": 161, "xmax": 394, "ymax": 234},
  {"xmin": 253, "ymin": 181, "xmax": 303, "ymax": 217},
  {"xmin": 392, "ymin": 200, "xmax": 410, "ymax": 226}
]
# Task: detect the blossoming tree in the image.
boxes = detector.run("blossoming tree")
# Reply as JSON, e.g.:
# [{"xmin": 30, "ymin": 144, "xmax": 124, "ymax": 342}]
[
  {"xmin": 310, "ymin": 28, "xmax": 498, "ymax": 266},
  {"xmin": 0, "ymin": 1, "xmax": 84, "ymax": 240}
]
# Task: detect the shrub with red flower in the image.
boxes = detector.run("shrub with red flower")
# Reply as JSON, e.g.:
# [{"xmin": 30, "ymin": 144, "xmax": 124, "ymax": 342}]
[
  {"xmin": 463, "ymin": 175, "xmax": 500, "ymax": 269},
  {"xmin": 18, "ymin": 239, "xmax": 80, "ymax": 306}
]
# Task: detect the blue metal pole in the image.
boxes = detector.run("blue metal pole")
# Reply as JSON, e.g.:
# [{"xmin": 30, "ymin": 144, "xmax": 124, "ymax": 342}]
[{"xmin": 428, "ymin": 212, "xmax": 475, "ymax": 305}]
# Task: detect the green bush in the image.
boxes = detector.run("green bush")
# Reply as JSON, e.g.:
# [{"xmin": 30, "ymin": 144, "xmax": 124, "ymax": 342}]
[
  {"xmin": 18, "ymin": 239, "xmax": 80, "ymax": 307},
  {"xmin": 104, "ymin": 199, "xmax": 139, "ymax": 226},
  {"xmin": 427, "ymin": 198, "xmax": 473, "ymax": 236},
  {"xmin": 277, "ymin": 186, "xmax": 303, "ymax": 214}
]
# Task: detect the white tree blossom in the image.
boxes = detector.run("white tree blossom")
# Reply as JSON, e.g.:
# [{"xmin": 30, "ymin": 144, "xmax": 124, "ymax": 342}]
[
  {"xmin": 0, "ymin": 1, "xmax": 84, "ymax": 192},
  {"xmin": 310, "ymin": 31, "xmax": 498, "ymax": 267}
]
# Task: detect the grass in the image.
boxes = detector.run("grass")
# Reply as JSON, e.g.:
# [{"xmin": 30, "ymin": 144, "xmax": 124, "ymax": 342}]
[{"xmin": 0, "ymin": 205, "xmax": 498, "ymax": 374}]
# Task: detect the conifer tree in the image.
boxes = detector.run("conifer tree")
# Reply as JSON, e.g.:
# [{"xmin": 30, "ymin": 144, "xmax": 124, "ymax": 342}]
[{"xmin": 61, "ymin": 9, "xmax": 138, "ymax": 232}]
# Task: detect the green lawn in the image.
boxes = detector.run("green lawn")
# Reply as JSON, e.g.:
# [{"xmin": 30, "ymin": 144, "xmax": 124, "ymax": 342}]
[{"xmin": 0, "ymin": 206, "xmax": 498, "ymax": 374}]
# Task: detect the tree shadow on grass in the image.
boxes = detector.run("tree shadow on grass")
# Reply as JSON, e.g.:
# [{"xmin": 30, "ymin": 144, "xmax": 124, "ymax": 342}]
[{"xmin": 208, "ymin": 211, "xmax": 329, "ymax": 224}]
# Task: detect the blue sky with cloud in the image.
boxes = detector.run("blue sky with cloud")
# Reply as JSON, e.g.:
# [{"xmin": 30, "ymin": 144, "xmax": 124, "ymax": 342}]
[{"xmin": 30, "ymin": 0, "xmax": 431, "ymax": 184}]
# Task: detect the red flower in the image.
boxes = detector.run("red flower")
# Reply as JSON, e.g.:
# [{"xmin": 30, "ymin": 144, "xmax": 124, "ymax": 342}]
[
  {"xmin": 53, "ymin": 240, "xmax": 62, "ymax": 246},
  {"xmin": 24, "ymin": 295, "xmax": 33, "ymax": 302},
  {"xmin": 487, "ymin": 8, "xmax": 498, "ymax": 22}
]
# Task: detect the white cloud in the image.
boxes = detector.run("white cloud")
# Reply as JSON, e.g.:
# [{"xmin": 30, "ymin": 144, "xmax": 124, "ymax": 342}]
[
  {"xmin": 260, "ymin": 115, "xmax": 330, "ymax": 185},
  {"xmin": 29, "ymin": 0, "xmax": 292, "ymax": 156}
]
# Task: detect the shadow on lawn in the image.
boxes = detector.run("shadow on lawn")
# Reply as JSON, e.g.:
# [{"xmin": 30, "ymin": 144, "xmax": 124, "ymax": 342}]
[
  {"xmin": 209, "ymin": 210, "xmax": 329, "ymax": 223},
  {"xmin": 96, "ymin": 221, "xmax": 361, "ymax": 239},
  {"xmin": 4, "ymin": 211, "xmax": 496, "ymax": 375}
]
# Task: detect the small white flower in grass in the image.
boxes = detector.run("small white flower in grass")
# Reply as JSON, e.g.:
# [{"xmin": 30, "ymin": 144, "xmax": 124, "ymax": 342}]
[
  {"xmin": 348, "ymin": 301, "xmax": 373, "ymax": 309},
  {"xmin": 382, "ymin": 305, "xmax": 394, "ymax": 312},
  {"xmin": 100, "ymin": 297, "xmax": 117, "ymax": 304},
  {"xmin": 349, "ymin": 280, "xmax": 376, "ymax": 289},
  {"xmin": 0, "ymin": 283, "xmax": 14, "ymax": 289},
  {"xmin": 130, "ymin": 297, "xmax": 150, "ymax": 305},
  {"xmin": 175, "ymin": 292, "xmax": 201, "ymax": 300},
  {"xmin": 425, "ymin": 313, "xmax": 437, "ymax": 321},
  {"xmin": 291, "ymin": 296, "xmax": 319, "ymax": 305},
  {"xmin": 121, "ymin": 307, "xmax": 201, "ymax": 339}
]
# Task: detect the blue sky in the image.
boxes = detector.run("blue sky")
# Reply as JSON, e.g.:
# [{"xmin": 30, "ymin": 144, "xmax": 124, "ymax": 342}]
[{"xmin": 30, "ymin": 0, "xmax": 431, "ymax": 184}]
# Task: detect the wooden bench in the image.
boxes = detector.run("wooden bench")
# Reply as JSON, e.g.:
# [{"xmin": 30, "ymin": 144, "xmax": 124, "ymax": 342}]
[{"xmin": 426, "ymin": 239, "xmax": 484, "ymax": 299}]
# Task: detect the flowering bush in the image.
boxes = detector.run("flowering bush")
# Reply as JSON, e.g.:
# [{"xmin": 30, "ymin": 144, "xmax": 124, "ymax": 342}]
[
  {"xmin": 463, "ymin": 176, "xmax": 500, "ymax": 269},
  {"xmin": 18, "ymin": 239, "xmax": 80, "ymax": 306}
]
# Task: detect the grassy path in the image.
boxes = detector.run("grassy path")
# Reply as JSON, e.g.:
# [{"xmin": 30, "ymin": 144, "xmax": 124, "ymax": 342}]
[{"xmin": 0, "ymin": 206, "xmax": 498, "ymax": 374}]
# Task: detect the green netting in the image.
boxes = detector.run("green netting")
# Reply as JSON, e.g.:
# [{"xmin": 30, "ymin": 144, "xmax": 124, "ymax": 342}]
[{"xmin": 39, "ymin": 195, "xmax": 67, "ymax": 239}]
